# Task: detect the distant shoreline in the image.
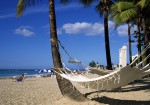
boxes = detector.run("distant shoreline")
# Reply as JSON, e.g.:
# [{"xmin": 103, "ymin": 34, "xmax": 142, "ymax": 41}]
[
  {"xmin": 0, "ymin": 74, "xmax": 42, "ymax": 79},
  {"xmin": 0, "ymin": 76, "xmax": 11, "ymax": 79},
  {"xmin": 0, "ymin": 69, "xmax": 41, "ymax": 78}
]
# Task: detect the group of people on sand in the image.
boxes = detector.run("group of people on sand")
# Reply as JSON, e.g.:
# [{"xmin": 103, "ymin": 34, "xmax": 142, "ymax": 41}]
[{"xmin": 16, "ymin": 70, "xmax": 56, "ymax": 81}]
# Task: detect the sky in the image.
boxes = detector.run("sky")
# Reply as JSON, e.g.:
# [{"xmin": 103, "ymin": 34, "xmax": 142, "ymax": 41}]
[{"xmin": 0, "ymin": 0, "xmax": 138, "ymax": 69}]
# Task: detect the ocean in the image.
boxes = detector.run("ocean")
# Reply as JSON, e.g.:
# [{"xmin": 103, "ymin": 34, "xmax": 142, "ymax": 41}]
[
  {"xmin": 0, "ymin": 68, "xmax": 87, "ymax": 79},
  {"xmin": 0, "ymin": 69, "xmax": 42, "ymax": 78}
]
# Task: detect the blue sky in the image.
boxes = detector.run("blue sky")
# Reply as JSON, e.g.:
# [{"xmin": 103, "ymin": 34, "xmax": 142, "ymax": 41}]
[{"xmin": 0, "ymin": 0, "xmax": 138, "ymax": 69}]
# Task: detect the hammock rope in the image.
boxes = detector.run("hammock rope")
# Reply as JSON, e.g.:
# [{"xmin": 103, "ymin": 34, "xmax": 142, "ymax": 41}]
[{"xmin": 130, "ymin": 44, "xmax": 150, "ymax": 66}]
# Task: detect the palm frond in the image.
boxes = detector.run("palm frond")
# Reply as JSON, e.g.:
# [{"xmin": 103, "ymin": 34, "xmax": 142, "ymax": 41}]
[
  {"xmin": 137, "ymin": 0, "xmax": 146, "ymax": 8},
  {"xmin": 17, "ymin": 0, "xmax": 25, "ymax": 17},
  {"xmin": 17, "ymin": 0, "xmax": 39, "ymax": 17},
  {"xmin": 137, "ymin": 0, "xmax": 150, "ymax": 9},
  {"xmin": 108, "ymin": 13, "xmax": 117, "ymax": 20},
  {"xmin": 110, "ymin": 3, "xmax": 120, "ymax": 12},
  {"xmin": 114, "ymin": 13, "xmax": 124, "ymax": 26},
  {"xmin": 116, "ymin": 1, "xmax": 136, "ymax": 11},
  {"xmin": 95, "ymin": 1, "xmax": 103, "ymax": 16},
  {"xmin": 121, "ymin": 8, "xmax": 137, "ymax": 21},
  {"xmin": 110, "ymin": 1, "xmax": 137, "ymax": 25},
  {"xmin": 95, "ymin": 0, "xmax": 114, "ymax": 17}
]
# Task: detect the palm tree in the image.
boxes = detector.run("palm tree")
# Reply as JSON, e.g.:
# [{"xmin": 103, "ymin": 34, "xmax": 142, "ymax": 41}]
[
  {"xmin": 133, "ymin": 18, "xmax": 142, "ymax": 63},
  {"xmin": 48, "ymin": 0, "xmax": 63, "ymax": 68},
  {"xmin": 133, "ymin": 0, "xmax": 143, "ymax": 63},
  {"xmin": 109, "ymin": 1, "xmax": 137, "ymax": 64},
  {"xmin": 17, "ymin": 0, "xmax": 87, "ymax": 101},
  {"xmin": 110, "ymin": 0, "xmax": 150, "ymax": 65},
  {"xmin": 78, "ymin": 0, "xmax": 114, "ymax": 70},
  {"xmin": 137, "ymin": 0, "xmax": 150, "ymax": 64},
  {"xmin": 128, "ymin": 23, "xmax": 132, "ymax": 63}
]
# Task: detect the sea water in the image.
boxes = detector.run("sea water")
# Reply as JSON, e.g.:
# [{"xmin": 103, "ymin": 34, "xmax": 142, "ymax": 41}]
[
  {"xmin": 0, "ymin": 68, "xmax": 87, "ymax": 79},
  {"xmin": 0, "ymin": 69, "xmax": 41, "ymax": 78}
]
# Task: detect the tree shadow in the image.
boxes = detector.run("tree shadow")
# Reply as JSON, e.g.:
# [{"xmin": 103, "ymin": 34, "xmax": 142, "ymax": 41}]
[
  {"xmin": 92, "ymin": 96, "xmax": 150, "ymax": 105},
  {"xmin": 110, "ymin": 84, "xmax": 150, "ymax": 92},
  {"xmin": 84, "ymin": 83, "xmax": 150, "ymax": 97},
  {"xmin": 110, "ymin": 79, "xmax": 150, "ymax": 92},
  {"xmin": 128, "ymin": 79, "xmax": 150, "ymax": 85},
  {"xmin": 84, "ymin": 78, "xmax": 150, "ymax": 104},
  {"xmin": 84, "ymin": 83, "xmax": 150, "ymax": 96}
]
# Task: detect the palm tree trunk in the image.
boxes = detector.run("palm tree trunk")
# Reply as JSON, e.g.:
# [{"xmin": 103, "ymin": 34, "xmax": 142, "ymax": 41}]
[
  {"xmin": 49, "ymin": 0, "xmax": 62, "ymax": 68},
  {"xmin": 137, "ymin": 18, "xmax": 142, "ymax": 63},
  {"xmin": 142, "ymin": 18, "xmax": 150, "ymax": 65},
  {"xmin": 48, "ymin": 0, "xmax": 87, "ymax": 101},
  {"xmin": 104, "ymin": 10, "xmax": 112, "ymax": 70},
  {"xmin": 128, "ymin": 23, "xmax": 132, "ymax": 64}
]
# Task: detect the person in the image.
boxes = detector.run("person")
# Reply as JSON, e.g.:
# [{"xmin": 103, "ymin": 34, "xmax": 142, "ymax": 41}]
[
  {"xmin": 51, "ymin": 70, "xmax": 55, "ymax": 75},
  {"xmin": 16, "ymin": 74, "xmax": 25, "ymax": 82}
]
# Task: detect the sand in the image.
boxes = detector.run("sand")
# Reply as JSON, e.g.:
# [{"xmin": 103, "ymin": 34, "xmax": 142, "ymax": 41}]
[{"xmin": 0, "ymin": 75, "xmax": 149, "ymax": 105}]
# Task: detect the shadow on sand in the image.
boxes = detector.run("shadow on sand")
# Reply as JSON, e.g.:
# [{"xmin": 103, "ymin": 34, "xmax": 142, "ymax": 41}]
[
  {"xmin": 85, "ymin": 78, "xmax": 150, "ymax": 105},
  {"xmin": 92, "ymin": 96, "xmax": 150, "ymax": 105},
  {"xmin": 119, "ymin": 84, "xmax": 150, "ymax": 92},
  {"xmin": 111, "ymin": 78, "xmax": 150, "ymax": 92}
]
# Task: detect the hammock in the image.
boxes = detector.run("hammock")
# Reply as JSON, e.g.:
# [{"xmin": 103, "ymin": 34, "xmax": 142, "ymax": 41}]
[
  {"xmin": 88, "ymin": 67, "xmax": 113, "ymax": 75},
  {"xmin": 52, "ymin": 64, "xmax": 150, "ymax": 90},
  {"xmin": 53, "ymin": 40, "xmax": 150, "ymax": 101},
  {"xmin": 52, "ymin": 44, "xmax": 150, "ymax": 91}
]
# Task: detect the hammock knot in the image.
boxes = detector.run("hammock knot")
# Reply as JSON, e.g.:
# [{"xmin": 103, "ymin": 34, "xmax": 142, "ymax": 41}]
[{"xmin": 50, "ymin": 39, "xmax": 58, "ymax": 45}]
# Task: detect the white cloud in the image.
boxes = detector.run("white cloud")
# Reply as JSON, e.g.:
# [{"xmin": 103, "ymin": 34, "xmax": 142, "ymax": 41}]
[
  {"xmin": 117, "ymin": 24, "xmax": 137, "ymax": 37},
  {"xmin": 14, "ymin": 26, "xmax": 35, "ymax": 37},
  {"xmin": 60, "ymin": 21, "xmax": 115, "ymax": 36},
  {"xmin": 108, "ymin": 21, "xmax": 115, "ymax": 28},
  {"xmin": 117, "ymin": 24, "xmax": 128, "ymax": 36}
]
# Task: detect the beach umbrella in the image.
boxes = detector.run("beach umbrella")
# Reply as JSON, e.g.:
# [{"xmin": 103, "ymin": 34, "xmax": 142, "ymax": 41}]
[
  {"xmin": 39, "ymin": 69, "xmax": 48, "ymax": 73},
  {"xmin": 47, "ymin": 70, "xmax": 51, "ymax": 73}
]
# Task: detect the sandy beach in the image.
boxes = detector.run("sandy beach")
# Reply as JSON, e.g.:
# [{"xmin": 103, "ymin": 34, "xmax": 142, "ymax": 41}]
[{"xmin": 0, "ymin": 75, "xmax": 149, "ymax": 105}]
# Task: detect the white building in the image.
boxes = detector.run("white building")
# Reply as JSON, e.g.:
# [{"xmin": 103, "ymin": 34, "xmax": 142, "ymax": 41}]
[{"xmin": 119, "ymin": 45, "xmax": 127, "ymax": 68}]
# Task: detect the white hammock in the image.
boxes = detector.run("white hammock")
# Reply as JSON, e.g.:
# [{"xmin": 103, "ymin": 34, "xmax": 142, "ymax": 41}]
[
  {"xmin": 52, "ymin": 44, "xmax": 150, "ymax": 90},
  {"xmin": 54, "ymin": 65, "xmax": 150, "ymax": 90}
]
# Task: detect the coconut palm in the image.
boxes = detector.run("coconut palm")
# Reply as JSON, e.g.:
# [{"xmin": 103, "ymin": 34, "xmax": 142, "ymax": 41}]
[
  {"xmin": 17, "ymin": 0, "xmax": 87, "ymax": 101},
  {"xmin": 109, "ymin": 1, "xmax": 137, "ymax": 63},
  {"xmin": 127, "ymin": 0, "xmax": 150, "ymax": 63},
  {"xmin": 137, "ymin": 0, "xmax": 150, "ymax": 64},
  {"xmin": 78, "ymin": 0, "xmax": 114, "ymax": 70},
  {"xmin": 133, "ymin": 18, "xmax": 142, "ymax": 63}
]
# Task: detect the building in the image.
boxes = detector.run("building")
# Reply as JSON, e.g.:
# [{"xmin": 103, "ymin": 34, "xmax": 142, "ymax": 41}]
[{"xmin": 119, "ymin": 45, "xmax": 127, "ymax": 68}]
